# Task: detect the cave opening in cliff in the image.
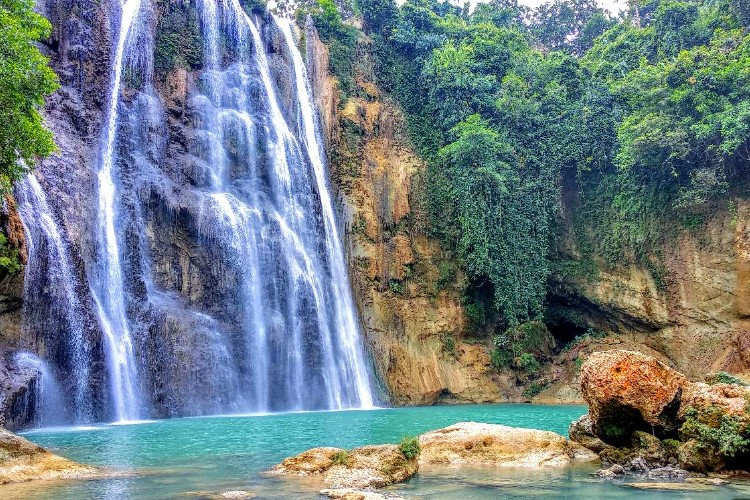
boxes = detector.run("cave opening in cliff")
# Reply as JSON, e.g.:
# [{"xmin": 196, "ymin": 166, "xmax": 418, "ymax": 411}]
[{"xmin": 544, "ymin": 312, "xmax": 590, "ymax": 350}]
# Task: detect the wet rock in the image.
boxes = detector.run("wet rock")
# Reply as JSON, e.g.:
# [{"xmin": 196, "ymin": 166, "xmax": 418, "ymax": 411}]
[
  {"xmin": 569, "ymin": 414, "xmax": 611, "ymax": 453},
  {"xmin": 677, "ymin": 439, "xmax": 725, "ymax": 473},
  {"xmin": 0, "ymin": 350, "xmax": 40, "ymax": 430},
  {"xmin": 645, "ymin": 466, "xmax": 689, "ymax": 479},
  {"xmin": 578, "ymin": 349, "xmax": 750, "ymax": 474},
  {"xmin": 679, "ymin": 382, "xmax": 750, "ymax": 422},
  {"xmin": 630, "ymin": 431, "xmax": 667, "ymax": 463},
  {"xmin": 624, "ymin": 482, "xmax": 718, "ymax": 491},
  {"xmin": 219, "ymin": 491, "xmax": 255, "ymax": 499},
  {"xmin": 418, "ymin": 422, "xmax": 597, "ymax": 467},
  {"xmin": 595, "ymin": 464, "xmax": 625, "ymax": 479},
  {"xmin": 319, "ymin": 489, "xmax": 405, "ymax": 500},
  {"xmin": 0, "ymin": 428, "xmax": 98, "ymax": 484},
  {"xmin": 271, "ymin": 445, "xmax": 417, "ymax": 489}
]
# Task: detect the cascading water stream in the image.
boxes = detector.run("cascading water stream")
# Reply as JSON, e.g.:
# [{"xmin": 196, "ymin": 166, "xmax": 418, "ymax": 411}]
[
  {"xmin": 90, "ymin": 0, "xmax": 144, "ymax": 421},
  {"xmin": 16, "ymin": 175, "xmax": 92, "ymax": 423},
  {"xmin": 189, "ymin": 3, "xmax": 375, "ymax": 409},
  {"xmin": 277, "ymin": 18, "xmax": 374, "ymax": 407}
]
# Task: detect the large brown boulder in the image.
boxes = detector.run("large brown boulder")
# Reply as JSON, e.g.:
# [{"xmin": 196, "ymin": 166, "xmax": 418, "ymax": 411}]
[
  {"xmin": 270, "ymin": 444, "xmax": 417, "ymax": 489},
  {"xmin": 418, "ymin": 422, "xmax": 597, "ymax": 467},
  {"xmin": 0, "ymin": 428, "xmax": 98, "ymax": 484},
  {"xmin": 580, "ymin": 350, "xmax": 688, "ymax": 437},
  {"xmin": 576, "ymin": 349, "xmax": 750, "ymax": 473}
]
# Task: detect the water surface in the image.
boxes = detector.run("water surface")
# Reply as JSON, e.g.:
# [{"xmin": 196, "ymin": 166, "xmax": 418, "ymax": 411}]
[{"xmin": 5, "ymin": 404, "xmax": 749, "ymax": 499}]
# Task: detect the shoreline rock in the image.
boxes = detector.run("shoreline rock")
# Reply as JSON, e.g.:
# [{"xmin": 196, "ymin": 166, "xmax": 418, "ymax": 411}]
[
  {"xmin": 270, "ymin": 444, "xmax": 417, "ymax": 489},
  {"xmin": 418, "ymin": 422, "xmax": 597, "ymax": 467},
  {"xmin": 0, "ymin": 427, "xmax": 99, "ymax": 484},
  {"xmin": 573, "ymin": 350, "xmax": 750, "ymax": 475},
  {"xmin": 272, "ymin": 422, "xmax": 597, "ymax": 491}
]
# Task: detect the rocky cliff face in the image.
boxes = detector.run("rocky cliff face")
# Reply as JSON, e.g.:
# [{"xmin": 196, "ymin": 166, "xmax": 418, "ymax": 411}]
[
  {"xmin": 304, "ymin": 19, "xmax": 750, "ymax": 406},
  {"xmin": 539, "ymin": 188, "xmax": 750, "ymax": 402},
  {"xmin": 304, "ymin": 22, "xmax": 507, "ymax": 405}
]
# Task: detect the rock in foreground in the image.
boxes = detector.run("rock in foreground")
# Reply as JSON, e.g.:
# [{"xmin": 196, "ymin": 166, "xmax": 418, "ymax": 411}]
[
  {"xmin": 273, "ymin": 421, "xmax": 597, "ymax": 493},
  {"xmin": 575, "ymin": 350, "xmax": 750, "ymax": 473},
  {"xmin": 418, "ymin": 422, "xmax": 597, "ymax": 467},
  {"xmin": 580, "ymin": 350, "xmax": 687, "ymax": 436},
  {"xmin": 0, "ymin": 428, "xmax": 98, "ymax": 484},
  {"xmin": 320, "ymin": 488, "xmax": 405, "ymax": 500},
  {"xmin": 270, "ymin": 444, "xmax": 417, "ymax": 489}
]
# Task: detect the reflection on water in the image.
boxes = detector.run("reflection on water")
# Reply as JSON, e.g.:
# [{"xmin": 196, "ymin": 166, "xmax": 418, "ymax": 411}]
[{"xmin": 3, "ymin": 405, "xmax": 748, "ymax": 499}]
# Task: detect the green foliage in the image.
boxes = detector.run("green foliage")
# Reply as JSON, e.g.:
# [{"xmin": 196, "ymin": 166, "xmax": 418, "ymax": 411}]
[
  {"xmin": 440, "ymin": 333, "xmax": 456, "ymax": 355},
  {"xmin": 435, "ymin": 260, "xmax": 455, "ymax": 292},
  {"xmin": 356, "ymin": 0, "xmax": 397, "ymax": 34},
  {"xmin": 706, "ymin": 371, "xmax": 749, "ymax": 386},
  {"xmin": 523, "ymin": 381, "xmax": 547, "ymax": 399},
  {"xmin": 490, "ymin": 346, "xmax": 513, "ymax": 370},
  {"xmin": 0, "ymin": 0, "xmax": 59, "ymax": 191},
  {"xmin": 663, "ymin": 438, "xmax": 681, "ymax": 450},
  {"xmin": 574, "ymin": 356, "xmax": 584, "ymax": 372},
  {"xmin": 365, "ymin": 0, "xmax": 750, "ymax": 340},
  {"xmin": 0, "ymin": 232, "xmax": 21, "ymax": 275},
  {"xmin": 531, "ymin": 0, "xmax": 614, "ymax": 55},
  {"xmin": 309, "ymin": 0, "xmax": 358, "ymax": 100},
  {"xmin": 602, "ymin": 423, "xmax": 626, "ymax": 441},
  {"xmin": 240, "ymin": 0, "xmax": 266, "ymax": 15},
  {"xmin": 518, "ymin": 353, "xmax": 540, "ymax": 375},
  {"xmin": 463, "ymin": 296, "xmax": 487, "ymax": 332},
  {"xmin": 331, "ymin": 450, "xmax": 351, "ymax": 466},
  {"xmin": 561, "ymin": 326, "xmax": 606, "ymax": 352},
  {"xmin": 388, "ymin": 278, "xmax": 404, "ymax": 294},
  {"xmin": 398, "ymin": 436, "xmax": 420, "ymax": 459},
  {"xmin": 154, "ymin": 0, "xmax": 203, "ymax": 76},
  {"xmin": 680, "ymin": 407, "xmax": 750, "ymax": 458}
]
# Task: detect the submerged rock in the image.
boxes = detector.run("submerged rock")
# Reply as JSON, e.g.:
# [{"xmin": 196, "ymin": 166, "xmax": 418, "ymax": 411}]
[
  {"xmin": 271, "ymin": 444, "xmax": 417, "ymax": 489},
  {"xmin": 319, "ymin": 488, "xmax": 405, "ymax": 500},
  {"xmin": 418, "ymin": 422, "xmax": 597, "ymax": 467},
  {"xmin": 0, "ymin": 428, "xmax": 98, "ymax": 484},
  {"xmin": 595, "ymin": 464, "xmax": 625, "ymax": 479},
  {"xmin": 624, "ymin": 482, "xmax": 718, "ymax": 492}
]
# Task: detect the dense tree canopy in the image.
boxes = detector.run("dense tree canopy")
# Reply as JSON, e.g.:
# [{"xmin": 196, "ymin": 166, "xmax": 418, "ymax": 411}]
[
  {"xmin": 0, "ymin": 0, "xmax": 58, "ymax": 192},
  {"xmin": 312, "ymin": 0, "xmax": 750, "ymax": 336}
]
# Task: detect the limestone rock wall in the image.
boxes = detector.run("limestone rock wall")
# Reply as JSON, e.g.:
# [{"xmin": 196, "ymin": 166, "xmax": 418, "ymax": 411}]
[
  {"xmin": 545, "ymin": 189, "xmax": 750, "ymax": 402},
  {"xmin": 304, "ymin": 21, "xmax": 505, "ymax": 405}
]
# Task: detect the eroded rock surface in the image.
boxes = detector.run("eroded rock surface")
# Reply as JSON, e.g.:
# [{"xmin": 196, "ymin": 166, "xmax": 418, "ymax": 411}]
[
  {"xmin": 575, "ymin": 350, "xmax": 750, "ymax": 473},
  {"xmin": 580, "ymin": 350, "xmax": 687, "ymax": 436},
  {"xmin": 418, "ymin": 422, "xmax": 597, "ymax": 467},
  {"xmin": 271, "ymin": 445, "xmax": 417, "ymax": 489},
  {"xmin": 0, "ymin": 428, "xmax": 98, "ymax": 484}
]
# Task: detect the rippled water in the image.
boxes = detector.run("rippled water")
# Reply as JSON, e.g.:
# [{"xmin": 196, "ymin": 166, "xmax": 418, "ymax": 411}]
[{"xmin": 5, "ymin": 405, "xmax": 749, "ymax": 499}]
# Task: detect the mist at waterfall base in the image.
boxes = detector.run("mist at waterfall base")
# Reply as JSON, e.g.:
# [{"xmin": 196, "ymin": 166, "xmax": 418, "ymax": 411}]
[{"xmin": 16, "ymin": 3, "xmax": 374, "ymax": 425}]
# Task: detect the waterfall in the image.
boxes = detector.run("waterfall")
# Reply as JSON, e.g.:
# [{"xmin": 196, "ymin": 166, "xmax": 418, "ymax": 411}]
[
  {"xmin": 18, "ymin": 0, "xmax": 374, "ymax": 425},
  {"xmin": 13, "ymin": 352, "xmax": 67, "ymax": 427},
  {"xmin": 278, "ymin": 18, "xmax": 374, "ymax": 407},
  {"xmin": 89, "ymin": 0, "xmax": 145, "ymax": 421},
  {"xmin": 16, "ymin": 175, "xmax": 92, "ymax": 423},
  {"xmin": 186, "ymin": 3, "xmax": 374, "ymax": 410}
]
